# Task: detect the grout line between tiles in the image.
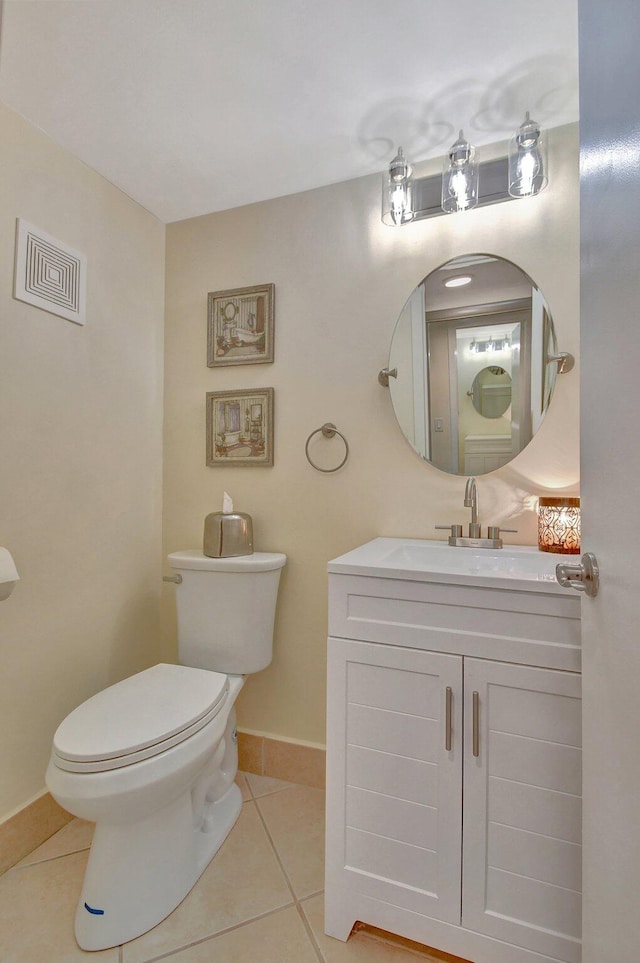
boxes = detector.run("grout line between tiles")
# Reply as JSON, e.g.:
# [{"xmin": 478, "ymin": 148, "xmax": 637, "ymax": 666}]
[
  {"xmin": 252, "ymin": 792, "xmax": 325, "ymax": 963},
  {"xmin": 140, "ymin": 900, "xmax": 297, "ymax": 963},
  {"xmin": 295, "ymin": 900, "xmax": 326, "ymax": 963},
  {"xmin": 253, "ymin": 794, "xmax": 299, "ymax": 904},
  {"xmin": 250, "ymin": 786, "xmax": 295, "ymax": 799},
  {"xmin": 11, "ymin": 844, "xmax": 92, "ymax": 872},
  {"xmin": 252, "ymin": 791, "xmax": 328, "ymax": 963},
  {"xmin": 300, "ymin": 888, "xmax": 324, "ymax": 902},
  {"xmin": 242, "ymin": 771, "xmax": 297, "ymax": 801}
]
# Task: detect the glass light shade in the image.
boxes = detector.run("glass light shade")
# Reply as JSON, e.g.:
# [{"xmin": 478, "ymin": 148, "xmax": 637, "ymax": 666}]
[
  {"xmin": 381, "ymin": 147, "xmax": 414, "ymax": 225},
  {"xmin": 441, "ymin": 131, "xmax": 478, "ymax": 213},
  {"xmin": 538, "ymin": 497, "xmax": 580, "ymax": 554},
  {"xmin": 508, "ymin": 112, "xmax": 548, "ymax": 198}
]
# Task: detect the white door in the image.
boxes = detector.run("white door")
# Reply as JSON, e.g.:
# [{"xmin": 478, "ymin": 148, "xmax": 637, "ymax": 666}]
[
  {"xmin": 462, "ymin": 659, "xmax": 582, "ymax": 963},
  {"xmin": 325, "ymin": 638, "xmax": 463, "ymax": 924},
  {"xmin": 579, "ymin": 4, "xmax": 640, "ymax": 960}
]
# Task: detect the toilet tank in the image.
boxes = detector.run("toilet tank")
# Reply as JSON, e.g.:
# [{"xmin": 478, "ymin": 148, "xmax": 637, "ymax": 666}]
[{"xmin": 167, "ymin": 550, "xmax": 286, "ymax": 674}]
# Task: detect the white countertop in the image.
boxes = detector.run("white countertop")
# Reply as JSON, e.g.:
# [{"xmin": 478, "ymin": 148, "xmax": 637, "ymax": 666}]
[{"xmin": 328, "ymin": 537, "xmax": 579, "ymax": 595}]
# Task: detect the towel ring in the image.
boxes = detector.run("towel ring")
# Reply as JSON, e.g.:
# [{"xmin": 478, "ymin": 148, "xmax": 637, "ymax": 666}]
[{"xmin": 305, "ymin": 423, "xmax": 349, "ymax": 473}]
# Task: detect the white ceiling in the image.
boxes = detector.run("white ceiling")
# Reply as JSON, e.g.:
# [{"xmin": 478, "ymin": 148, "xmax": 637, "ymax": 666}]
[{"xmin": 0, "ymin": 0, "xmax": 579, "ymax": 223}]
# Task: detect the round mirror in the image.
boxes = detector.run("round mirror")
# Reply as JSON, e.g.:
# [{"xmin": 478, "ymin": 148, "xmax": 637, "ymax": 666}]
[
  {"xmin": 388, "ymin": 254, "xmax": 558, "ymax": 475},
  {"xmin": 468, "ymin": 366, "xmax": 512, "ymax": 418}
]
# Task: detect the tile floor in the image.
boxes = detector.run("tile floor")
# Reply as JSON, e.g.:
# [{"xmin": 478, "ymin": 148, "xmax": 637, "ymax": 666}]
[{"xmin": 0, "ymin": 773, "xmax": 463, "ymax": 963}]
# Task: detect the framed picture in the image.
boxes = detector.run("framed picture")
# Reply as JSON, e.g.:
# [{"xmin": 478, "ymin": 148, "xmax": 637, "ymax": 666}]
[
  {"xmin": 207, "ymin": 283, "xmax": 275, "ymax": 367},
  {"xmin": 206, "ymin": 388, "xmax": 274, "ymax": 467}
]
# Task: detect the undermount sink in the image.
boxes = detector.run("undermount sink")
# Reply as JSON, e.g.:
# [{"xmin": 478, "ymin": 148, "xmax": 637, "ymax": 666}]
[{"xmin": 328, "ymin": 537, "xmax": 577, "ymax": 594}]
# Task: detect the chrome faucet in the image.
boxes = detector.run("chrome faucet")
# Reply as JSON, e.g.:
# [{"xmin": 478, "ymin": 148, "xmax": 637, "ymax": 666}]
[
  {"xmin": 435, "ymin": 475, "xmax": 518, "ymax": 548},
  {"xmin": 464, "ymin": 477, "xmax": 480, "ymax": 537}
]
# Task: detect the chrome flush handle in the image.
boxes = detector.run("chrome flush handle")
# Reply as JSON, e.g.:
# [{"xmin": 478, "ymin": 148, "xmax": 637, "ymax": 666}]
[{"xmin": 555, "ymin": 552, "xmax": 599, "ymax": 598}]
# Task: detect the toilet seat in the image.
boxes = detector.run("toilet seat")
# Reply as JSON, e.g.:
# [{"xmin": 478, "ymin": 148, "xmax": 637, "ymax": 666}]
[{"xmin": 52, "ymin": 663, "xmax": 229, "ymax": 773}]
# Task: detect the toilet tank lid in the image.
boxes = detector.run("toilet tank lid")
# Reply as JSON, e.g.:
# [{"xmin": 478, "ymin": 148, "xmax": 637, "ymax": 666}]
[{"xmin": 167, "ymin": 550, "xmax": 286, "ymax": 573}]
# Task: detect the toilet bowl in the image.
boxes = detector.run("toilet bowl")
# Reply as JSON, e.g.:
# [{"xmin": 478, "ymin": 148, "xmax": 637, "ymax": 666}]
[
  {"xmin": 47, "ymin": 665, "xmax": 244, "ymax": 950},
  {"xmin": 46, "ymin": 550, "xmax": 286, "ymax": 951}
]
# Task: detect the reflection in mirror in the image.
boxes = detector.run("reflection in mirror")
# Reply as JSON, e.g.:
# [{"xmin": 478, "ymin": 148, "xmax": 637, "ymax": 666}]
[
  {"xmin": 388, "ymin": 254, "xmax": 558, "ymax": 475},
  {"xmin": 468, "ymin": 366, "xmax": 512, "ymax": 418}
]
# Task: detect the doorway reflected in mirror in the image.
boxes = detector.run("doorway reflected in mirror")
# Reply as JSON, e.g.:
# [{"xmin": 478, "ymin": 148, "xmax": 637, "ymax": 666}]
[{"xmin": 388, "ymin": 254, "xmax": 559, "ymax": 475}]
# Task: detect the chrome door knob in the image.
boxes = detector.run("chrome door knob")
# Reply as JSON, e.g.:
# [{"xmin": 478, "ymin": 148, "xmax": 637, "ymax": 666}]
[{"xmin": 555, "ymin": 552, "xmax": 599, "ymax": 598}]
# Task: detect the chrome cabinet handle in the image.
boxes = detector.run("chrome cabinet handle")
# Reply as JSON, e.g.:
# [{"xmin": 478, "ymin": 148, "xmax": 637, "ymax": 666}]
[
  {"xmin": 445, "ymin": 687, "xmax": 453, "ymax": 751},
  {"xmin": 472, "ymin": 691, "xmax": 480, "ymax": 758},
  {"xmin": 556, "ymin": 552, "xmax": 599, "ymax": 598}
]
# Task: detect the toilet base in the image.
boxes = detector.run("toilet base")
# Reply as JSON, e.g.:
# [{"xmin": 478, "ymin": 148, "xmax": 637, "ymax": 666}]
[{"xmin": 75, "ymin": 780, "xmax": 242, "ymax": 951}]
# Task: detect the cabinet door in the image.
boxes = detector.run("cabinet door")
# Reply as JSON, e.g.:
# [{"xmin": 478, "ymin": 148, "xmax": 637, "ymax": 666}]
[
  {"xmin": 462, "ymin": 659, "xmax": 582, "ymax": 963},
  {"xmin": 326, "ymin": 637, "xmax": 463, "ymax": 923}
]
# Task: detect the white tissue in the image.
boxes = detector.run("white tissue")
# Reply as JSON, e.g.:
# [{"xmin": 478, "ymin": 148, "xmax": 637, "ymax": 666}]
[
  {"xmin": 0, "ymin": 547, "xmax": 19, "ymax": 601},
  {"xmin": 222, "ymin": 491, "xmax": 234, "ymax": 514}
]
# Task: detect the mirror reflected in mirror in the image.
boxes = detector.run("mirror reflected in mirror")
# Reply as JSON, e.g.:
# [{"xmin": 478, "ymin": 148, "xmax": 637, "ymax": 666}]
[
  {"xmin": 388, "ymin": 254, "xmax": 559, "ymax": 475},
  {"xmin": 468, "ymin": 366, "xmax": 512, "ymax": 418}
]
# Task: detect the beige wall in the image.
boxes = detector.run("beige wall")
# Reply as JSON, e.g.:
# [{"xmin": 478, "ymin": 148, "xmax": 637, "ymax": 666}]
[
  {"xmin": 0, "ymin": 103, "xmax": 165, "ymax": 820},
  {"xmin": 164, "ymin": 124, "xmax": 580, "ymax": 747}
]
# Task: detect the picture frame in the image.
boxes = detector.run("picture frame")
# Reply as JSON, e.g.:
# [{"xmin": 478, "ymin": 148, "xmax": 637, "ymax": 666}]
[
  {"xmin": 207, "ymin": 283, "xmax": 275, "ymax": 367},
  {"xmin": 206, "ymin": 387, "xmax": 274, "ymax": 467}
]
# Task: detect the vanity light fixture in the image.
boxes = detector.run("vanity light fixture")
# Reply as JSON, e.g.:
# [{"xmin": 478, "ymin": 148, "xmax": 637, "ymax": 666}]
[
  {"xmin": 381, "ymin": 113, "xmax": 548, "ymax": 225},
  {"xmin": 442, "ymin": 131, "xmax": 479, "ymax": 213},
  {"xmin": 487, "ymin": 336, "xmax": 511, "ymax": 353},
  {"xmin": 508, "ymin": 112, "xmax": 548, "ymax": 198},
  {"xmin": 468, "ymin": 335, "xmax": 511, "ymax": 355},
  {"xmin": 538, "ymin": 497, "xmax": 580, "ymax": 554}
]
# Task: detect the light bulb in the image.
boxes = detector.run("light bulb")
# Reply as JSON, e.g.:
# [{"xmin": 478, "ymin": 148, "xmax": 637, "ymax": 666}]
[
  {"xmin": 382, "ymin": 147, "xmax": 414, "ymax": 225},
  {"xmin": 450, "ymin": 171, "xmax": 473, "ymax": 210},
  {"xmin": 509, "ymin": 113, "xmax": 548, "ymax": 198},
  {"xmin": 517, "ymin": 150, "xmax": 538, "ymax": 196},
  {"xmin": 442, "ymin": 131, "xmax": 479, "ymax": 214},
  {"xmin": 391, "ymin": 183, "xmax": 410, "ymax": 225}
]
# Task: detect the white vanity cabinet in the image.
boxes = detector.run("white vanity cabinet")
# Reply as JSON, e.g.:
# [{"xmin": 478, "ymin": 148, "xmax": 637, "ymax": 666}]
[
  {"xmin": 325, "ymin": 540, "xmax": 582, "ymax": 963},
  {"xmin": 327, "ymin": 640, "xmax": 464, "ymax": 925}
]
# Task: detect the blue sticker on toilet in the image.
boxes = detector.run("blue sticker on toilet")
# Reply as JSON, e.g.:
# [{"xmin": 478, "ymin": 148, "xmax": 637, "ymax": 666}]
[{"xmin": 84, "ymin": 902, "xmax": 105, "ymax": 916}]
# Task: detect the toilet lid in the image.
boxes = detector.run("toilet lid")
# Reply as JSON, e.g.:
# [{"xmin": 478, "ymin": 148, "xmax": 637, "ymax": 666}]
[{"xmin": 53, "ymin": 663, "xmax": 229, "ymax": 771}]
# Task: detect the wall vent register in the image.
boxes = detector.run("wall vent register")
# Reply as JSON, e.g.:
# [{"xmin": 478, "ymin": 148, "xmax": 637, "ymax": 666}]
[{"xmin": 13, "ymin": 218, "xmax": 87, "ymax": 325}]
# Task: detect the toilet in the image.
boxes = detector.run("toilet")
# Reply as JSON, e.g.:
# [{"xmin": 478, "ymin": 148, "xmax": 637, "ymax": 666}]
[{"xmin": 46, "ymin": 549, "xmax": 286, "ymax": 951}]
